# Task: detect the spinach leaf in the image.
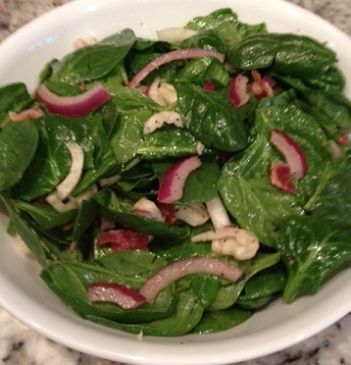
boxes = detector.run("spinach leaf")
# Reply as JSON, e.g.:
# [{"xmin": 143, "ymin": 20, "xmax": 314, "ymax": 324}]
[
  {"xmin": 229, "ymin": 34, "xmax": 336, "ymax": 79},
  {"xmin": 53, "ymin": 29, "xmax": 136, "ymax": 84},
  {"xmin": 0, "ymin": 83, "xmax": 33, "ymax": 128},
  {"xmin": 1, "ymin": 196, "xmax": 59, "ymax": 266},
  {"xmin": 17, "ymin": 115, "xmax": 90, "ymax": 200},
  {"xmin": 192, "ymin": 308, "xmax": 252, "ymax": 334},
  {"xmin": 15, "ymin": 201, "xmax": 76, "ymax": 230},
  {"xmin": 186, "ymin": 8, "xmax": 266, "ymax": 51},
  {"xmin": 274, "ymin": 74, "xmax": 351, "ymax": 135},
  {"xmin": 139, "ymin": 127, "xmax": 201, "ymax": 160},
  {"xmin": 177, "ymin": 84, "xmax": 248, "ymax": 152},
  {"xmin": 236, "ymin": 296, "xmax": 272, "ymax": 310},
  {"xmin": 0, "ymin": 122, "xmax": 39, "ymax": 191},
  {"xmin": 208, "ymin": 253, "xmax": 281, "ymax": 310},
  {"xmin": 69, "ymin": 199, "xmax": 98, "ymax": 240},
  {"xmin": 86, "ymin": 290, "xmax": 204, "ymax": 336},
  {"xmin": 238, "ymin": 266, "xmax": 286, "ymax": 301},
  {"xmin": 219, "ymin": 98, "xmax": 329, "ymax": 245},
  {"xmin": 191, "ymin": 275, "xmax": 219, "ymax": 308},
  {"xmin": 276, "ymin": 215, "xmax": 351, "ymax": 303}
]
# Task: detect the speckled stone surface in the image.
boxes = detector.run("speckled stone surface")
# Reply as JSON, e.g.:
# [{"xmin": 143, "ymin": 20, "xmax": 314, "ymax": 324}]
[{"xmin": 0, "ymin": 0, "xmax": 351, "ymax": 364}]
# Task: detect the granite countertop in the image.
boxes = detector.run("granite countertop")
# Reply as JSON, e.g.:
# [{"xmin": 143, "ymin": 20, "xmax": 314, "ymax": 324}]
[{"xmin": 0, "ymin": 0, "xmax": 351, "ymax": 364}]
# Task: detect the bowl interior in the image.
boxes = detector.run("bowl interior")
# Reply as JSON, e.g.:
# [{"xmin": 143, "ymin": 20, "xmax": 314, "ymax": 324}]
[{"xmin": 0, "ymin": 0, "xmax": 351, "ymax": 364}]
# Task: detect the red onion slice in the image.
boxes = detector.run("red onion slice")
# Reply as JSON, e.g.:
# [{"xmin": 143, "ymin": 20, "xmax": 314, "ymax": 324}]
[
  {"xmin": 129, "ymin": 49, "xmax": 225, "ymax": 89},
  {"xmin": 203, "ymin": 80, "xmax": 215, "ymax": 92},
  {"xmin": 97, "ymin": 230, "xmax": 151, "ymax": 251},
  {"xmin": 270, "ymin": 129, "xmax": 308, "ymax": 180},
  {"xmin": 157, "ymin": 203, "xmax": 177, "ymax": 225},
  {"xmin": 140, "ymin": 257, "xmax": 243, "ymax": 303},
  {"xmin": 87, "ymin": 283, "xmax": 146, "ymax": 309},
  {"xmin": 157, "ymin": 156, "xmax": 202, "ymax": 203},
  {"xmin": 270, "ymin": 163, "xmax": 296, "ymax": 195},
  {"xmin": 229, "ymin": 74, "xmax": 250, "ymax": 107},
  {"xmin": 37, "ymin": 83, "xmax": 110, "ymax": 118}
]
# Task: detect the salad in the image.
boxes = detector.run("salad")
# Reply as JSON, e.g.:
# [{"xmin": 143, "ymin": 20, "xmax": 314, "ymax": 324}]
[{"xmin": 0, "ymin": 8, "xmax": 351, "ymax": 337}]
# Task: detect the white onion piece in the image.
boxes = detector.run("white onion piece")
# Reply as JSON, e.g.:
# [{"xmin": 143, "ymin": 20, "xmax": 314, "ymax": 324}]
[
  {"xmin": 158, "ymin": 83, "xmax": 177, "ymax": 105},
  {"xmin": 205, "ymin": 195, "xmax": 231, "ymax": 229},
  {"xmin": 148, "ymin": 77, "xmax": 166, "ymax": 106},
  {"xmin": 157, "ymin": 27, "xmax": 197, "ymax": 43},
  {"xmin": 175, "ymin": 203, "xmax": 209, "ymax": 227},
  {"xmin": 88, "ymin": 283, "xmax": 146, "ymax": 309},
  {"xmin": 99, "ymin": 174, "xmax": 121, "ymax": 187},
  {"xmin": 196, "ymin": 142, "xmax": 205, "ymax": 155},
  {"xmin": 132, "ymin": 197, "xmax": 165, "ymax": 222},
  {"xmin": 140, "ymin": 257, "xmax": 243, "ymax": 303},
  {"xmin": 8, "ymin": 107, "xmax": 44, "ymax": 122},
  {"xmin": 56, "ymin": 142, "xmax": 84, "ymax": 200},
  {"xmin": 37, "ymin": 83, "xmax": 110, "ymax": 118},
  {"xmin": 143, "ymin": 111, "xmax": 183, "ymax": 134},
  {"xmin": 46, "ymin": 193, "xmax": 78, "ymax": 213},
  {"xmin": 129, "ymin": 49, "xmax": 225, "ymax": 89}
]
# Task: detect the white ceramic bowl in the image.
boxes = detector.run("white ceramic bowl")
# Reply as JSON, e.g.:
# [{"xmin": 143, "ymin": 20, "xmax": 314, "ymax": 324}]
[{"xmin": 0, "ymin": 0, "xmax": 350, "ymax": 364}]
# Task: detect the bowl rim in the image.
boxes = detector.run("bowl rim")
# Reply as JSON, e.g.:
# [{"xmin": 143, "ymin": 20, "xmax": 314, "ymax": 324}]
[{"xmin": 0, "ymin": 0, "xmax": 351, "ymax": 364}]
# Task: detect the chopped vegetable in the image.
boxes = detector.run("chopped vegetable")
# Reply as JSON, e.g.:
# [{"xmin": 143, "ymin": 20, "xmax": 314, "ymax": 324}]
[
  {"xmin": 37, "ymin": 83, "xmax": 110, "ymax": 117},
  {"xmin": 87, "ymin": 283, "xmax": 146, "ymax": 309},
  {"xmin": 140, "ymin": 257, "xmax": 243, "ymax": 303},
  {"xmin": 157, "ymin": 156, "xmax": 202, "ymax": 203},
  {"xmin": 1, "ymin": 7, "xmax": 351, "ymax": 338}
]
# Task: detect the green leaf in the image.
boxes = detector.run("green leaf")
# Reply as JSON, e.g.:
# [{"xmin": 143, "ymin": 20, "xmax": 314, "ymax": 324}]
[
  {"xmin": 1, "ymin": 197, "xmax": 48, "ymax": 266},
  {"xmin": 177, "ymin": 84, "xmax": 248, "ymax": 152},
  {"xmin": 229, "ymin": 33, "xmax": 336, "ymax": 79},
  {"xmin": 53, "ymin": 29, "xmax": 136, "ymax": 84},
  {"xmin": 15, "ymin": 201, "xmax": 76, "ymax": 230},
  {"xmin": 0, "ymin": 83, "xmax": 33, "ymax": 128},
  {"xmin": 276, "ymin": 215, "xmax": 351, "ymax": 303},
  {"xmin": 192, "ymin": 308, "xmax": 252, "ymax": 334},
  {"xmin": 0, "ymin": 122, "xmax": 39, "ymax": 191},
  {"xmin": 86, "ymin": 290, "xmax": 204, "ymax": 336}
]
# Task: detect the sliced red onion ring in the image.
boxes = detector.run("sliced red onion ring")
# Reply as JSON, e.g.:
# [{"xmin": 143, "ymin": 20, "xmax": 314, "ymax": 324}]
[
  {"xmin": 157, "ymin": 203, "xmax": 177, "ymax": 225},
  {"xmin": 129, "ymin": 49, "xmax": 225, "ymax": 89},
  {"xmin": 270, "ymin": 163, "xmax": 296, "ymax": 195},
  {"xmin": 87, "ymin": 283, "xmax": 146, "ymax": 309},
  {"xmin": 97, "ymin": 229, "xmax": 151, "ymax": 251},
  {"xmin": 229, "ymin": 74, "xmax": 250, "ymax": 107},
  {"xmin": 270, "ymin": 129, "xmax": 308, "ymax": 180},
  {"xmin": 140, "ymin": 257, "xmax": 243, "ymax": 303},
  {"xmin": 37, "ymin": 83, "xmax": 110, "ymax": 118},
  {"xmin": 157, "ymin": 156, "xmax": 201, "ymax": 203}
]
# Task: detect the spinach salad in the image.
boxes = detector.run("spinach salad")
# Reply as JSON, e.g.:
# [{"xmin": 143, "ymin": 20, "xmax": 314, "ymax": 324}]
[{"xmin": 1, "ymin": 8, "xmax": 351, "ymax": 336}]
